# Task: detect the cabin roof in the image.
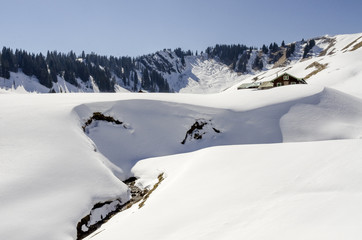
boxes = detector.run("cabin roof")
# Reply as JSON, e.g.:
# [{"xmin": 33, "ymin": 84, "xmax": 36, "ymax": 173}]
[
  {"xmin": 270, "ymin": 72, "xmax": 306, "ymax": 84},
  {"xmin": 237, "ymin": 82, "xmax": 261, "ymax": 89},
  {"xmin": 259, "ymin": 81, "xmax": 274, "ymax": 88}
]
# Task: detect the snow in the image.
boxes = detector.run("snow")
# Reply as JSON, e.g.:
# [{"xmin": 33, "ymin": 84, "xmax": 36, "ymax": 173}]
[
  {"xmin": 88, "ymin": 200, "xmax": 121, "ymax": 226},
  {"xmin": 0, "ymin": 72, "xmax": 49, "ymax": 93},
  {"xmin": 87, "ymin": 139, "xmax": 362, "ymax": 240},
  {"xmin": 0, "ymin": 71, "xmax": 98, "ymax": 93},
  {"xmin": 2, "ymin": 84, "xmax": 362, "ymax": 239},
  {"xmin": 281, "ymin": 88, "xmax": 362, "ymax": 141},
  {"xmin": 0, "ymin": 94, "xmax": 130, "ymax": 240},
  {"xmin": 160, "ymin": 54, "xmax": 251, "ymax": 93},
  {"xmin": 89, "ymin": 76, "xmax": 100, "ymax": 93},
  {"xmin": 1, "ymin": 32, "xmax": 362, "ymax": 240},
  {"xmin": 230, "ymin": 33, "xmax": 362, "ymax": 98}
]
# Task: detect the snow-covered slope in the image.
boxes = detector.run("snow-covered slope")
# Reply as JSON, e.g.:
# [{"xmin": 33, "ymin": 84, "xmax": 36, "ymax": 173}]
[
  {"xmin": 0, "ymin": 71, "xmax": 131, "ymax": 94},
  {"xmin": 149, "ymin": 52, "xmax": 251, "ymax": 93},
  {"xmin": 1, "ymin": 32, "xmax": 362, "ymax": 240},
  {"xmin": 229, "ymin": 33, "xmax": 362, "ymax": 98},
  {"xmin": 88, "ymin": 139, "xmax": 362, "ymax": 240},
  {"xmin": 74, "ymin": 85, "xmax": 362, "ymax": 182},
  {"xmin": 1, "ymin": 81, "xmax": 362, "ymax": 239},
  {"xmin": 173, "ymin": 32, "xmax": 362, "ymax": 94},
  {"xmin": 0, "ymin": 94, "xmax": 131, "ymax": 240}
]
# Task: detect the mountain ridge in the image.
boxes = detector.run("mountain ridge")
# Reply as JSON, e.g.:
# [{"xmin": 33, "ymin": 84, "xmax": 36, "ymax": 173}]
[{"xmin": 0, "ymin": 32, "xmax": 361, "ymax": 94}]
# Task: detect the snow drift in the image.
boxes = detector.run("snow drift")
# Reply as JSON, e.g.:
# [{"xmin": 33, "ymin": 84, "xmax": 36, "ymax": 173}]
[
  {"xmin": 1, "ymin": 32, "xmax": 362, "ymax": 240},
  {"xmin": 75, "ymin": 85, "xmax": 362, "ymax": 181},
  {"xmin": 88, "ymin": 139, "xmax": 362, "ymax": 240}
]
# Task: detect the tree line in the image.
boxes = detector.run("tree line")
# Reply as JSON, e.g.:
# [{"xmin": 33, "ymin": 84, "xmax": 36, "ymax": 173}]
[
  {"xmin": 0, "ymin": 47, "xmax": 170, "ymax": 92},
  {"xmin": 0, "ymin": 38, "xmax": 315, "ymax": 92},
  {"xmin": 204, "ymin": 39, "xmax": 314, "ymax": 72}
]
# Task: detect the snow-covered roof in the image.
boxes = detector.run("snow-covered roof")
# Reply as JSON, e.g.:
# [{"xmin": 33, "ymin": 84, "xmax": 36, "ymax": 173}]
[
  {"xmin": 271, "ymin": 72, "xmax": 304, "ymax": 82},
  {"xmin": 251, "ymin": 72, "xmax": 306, "ymax": 85},
  {"xmin": 237, "ymin": 82, "xmax": 260, "ymax": 89},
  {"xmin": 259, "ymin": 81, "xmax": 274, "ymax": 88}
]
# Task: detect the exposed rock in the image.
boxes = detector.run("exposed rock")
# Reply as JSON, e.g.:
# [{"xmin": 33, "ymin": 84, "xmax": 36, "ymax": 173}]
[
  {"xmin": 138, "ymin": 173, "xmax": 164, "ymax": 209},
  {"xmin": 82, "ymin": 112, "xmax": 125, "ymax": 132},
  {"xmin": 77, "ymin": 177, "xmax": 148, "ymax": 239},
  {"xmin": 342, "ymin": 36, "xmax": 362, "ymax": 52},
  {"xmin": 304, "ymin": 62, "xmax": 328, "ymax": 80},
  {"xmin": 351, "ymin": 41, "xmax": 362, "ymax": 51},
  {"xmin": 319, "ymin": 37, "xmax": 336, "ymax": 56},
  {"xmin": 181, "ymin": 119, "xmax": 221, "ymax": 144}
]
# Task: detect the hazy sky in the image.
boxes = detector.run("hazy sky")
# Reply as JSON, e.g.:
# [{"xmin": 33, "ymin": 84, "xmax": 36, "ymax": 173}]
[{"xmin": 0, "ymin": 0, "xmax": 361, "ymax": 57}]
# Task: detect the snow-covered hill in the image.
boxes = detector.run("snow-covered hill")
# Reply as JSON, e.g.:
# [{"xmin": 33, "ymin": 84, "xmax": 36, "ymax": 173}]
[
  {"xmin": 1, "ymin": 83, "xmax": 362, "ymax": 239},
  {"xmin": 1, "ymin": 32, "xmax": 362, "ymax": 240},
  {"xmin": 88, "ymin": 139, "xmax": 362, "ymax": 240},
  {"xmin": 74, "ymin": 85, "xmax": 362, "ymax": 182},
  {"xmin": 228, "ymin": 33, "xmax": 362, "ymax": 98},
  {"xmin": 139, "ymin": 50, "xmax": 252, "ymax": 93}
]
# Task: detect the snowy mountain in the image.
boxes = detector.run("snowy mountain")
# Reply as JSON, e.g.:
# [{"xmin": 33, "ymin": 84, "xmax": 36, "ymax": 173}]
[
  {"xmin": 1, "ymin": 32, "xmax": 362, "ymax": 240},
  {"xmin": 0, "ymin": 48, "xmax": 245, "ymax": 94},
  {"xmin": 2, "ymin": 32, "xmax": 361, "ymax": 94},
  {"xmin": 226, "ymin": 33, "xmax": 362, "ymax": 98}
]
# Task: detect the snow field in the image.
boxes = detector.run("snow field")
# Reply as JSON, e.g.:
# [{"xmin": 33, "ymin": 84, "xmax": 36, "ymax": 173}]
[
  {"xmin": 87, "ymin": 139, "xmax": 362, "ymax": 240},
  {"xmin": 228, "ymin": 33, "xmax": 362, "ymax": 99},
  {"xmin": 1, "ymin": 78, "xmax": 362, "ymax": 240},
  {"xmin": 77, "ymin": 85, "xmax": 362, "ymax": 181},
  {"xmin": 0, "ymin": 94, "xmax": 130, "ymax": 240},
  {"xmin": 1, "ymin": 32, "xmax": 362, "ymax": 240},
  {"xmin": 77, "ymin": 85, "xmax": 362, "ymax": 240}
]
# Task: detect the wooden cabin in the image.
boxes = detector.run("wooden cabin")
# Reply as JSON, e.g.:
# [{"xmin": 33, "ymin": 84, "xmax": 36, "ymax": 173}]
[
  {"xmin": 269, "ymin": 73, "xmax": 306, "ymax": 87},
  {"xmin": 258, "ymin": 73, "xmax": 306, "ymax": 90},
  {"xmin": 238, "ymin": 73, "xmax": 306, "ymax": 90}
]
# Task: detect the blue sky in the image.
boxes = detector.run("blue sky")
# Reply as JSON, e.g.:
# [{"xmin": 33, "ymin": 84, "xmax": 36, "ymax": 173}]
[{"xmin": 0, "ymin": 0, "xmax": 361, "ymax": 57}]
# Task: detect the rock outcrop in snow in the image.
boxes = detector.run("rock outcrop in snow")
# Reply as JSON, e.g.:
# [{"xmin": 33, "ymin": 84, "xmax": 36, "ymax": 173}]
[{"xmin": 181, "ymin": 119, "xmax": 221, "ymax": 144}]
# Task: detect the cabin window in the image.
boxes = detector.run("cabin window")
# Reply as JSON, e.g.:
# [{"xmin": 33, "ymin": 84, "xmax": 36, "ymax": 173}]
[
  {"xmin": 283, "ymin": 75, "xmax": 289, "ymax": 80},
  {"xmin": 277, "ymin": 82, "xmax": 282, "ymax": 87}
]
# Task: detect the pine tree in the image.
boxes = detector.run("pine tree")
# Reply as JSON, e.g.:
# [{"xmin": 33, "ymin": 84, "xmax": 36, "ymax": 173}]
[
  {"xmin": 181, "ymin": 55, "xmax": 185, "ymax": 66},
  {"xmin": 286, "ymin": 43, "xmax": 296, "ymax": 58},
  {"xmin": 133, "ymin": 72, "xmax": 138, "ymax": 91},
  {"xmin": 1, "ymin": 48, "xmax": 12, "ymax": 79},
  {"xmin": 141, "ymin": 69, "xmax": 150, "ymax": 90},
  {"xmin": 34, "ymin": 53, "xmax": 52, "ymax": 88},
  {"xmin": 273, "ymin": 43, "xmax": 279, "ymax": 52},
  {"xmin": 252, "ymin": 55, "xmax": 263, "ymax": 70},
  {"xmin": 303, "ymin": 39, "xmax": 316, "ymax": 58}
]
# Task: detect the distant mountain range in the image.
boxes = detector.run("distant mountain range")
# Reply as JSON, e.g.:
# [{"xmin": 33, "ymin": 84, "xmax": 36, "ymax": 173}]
[{"xmin": 0, "ymin": 33, "xmax": 361, "ymax": 94}]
